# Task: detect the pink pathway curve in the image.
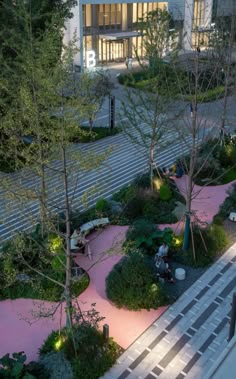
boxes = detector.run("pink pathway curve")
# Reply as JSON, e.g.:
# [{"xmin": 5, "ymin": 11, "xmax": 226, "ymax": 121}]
[{"xmin": 0, "ymin": 178, "xmax": 234, "ymax": 362}]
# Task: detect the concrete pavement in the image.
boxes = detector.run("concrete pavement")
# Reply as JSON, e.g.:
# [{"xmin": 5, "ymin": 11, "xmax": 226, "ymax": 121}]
[{"xmin": 101, "ymin": 242, "xmax": 236, "ymax": 379}]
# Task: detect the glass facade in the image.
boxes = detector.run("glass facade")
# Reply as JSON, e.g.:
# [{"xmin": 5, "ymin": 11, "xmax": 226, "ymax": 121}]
[
  {"xmin": 192, "ymin": 0, "xmax": 211, "ymax": 47},
  {"xmin": 82, "ymin": 2, "xmax": 168, "ymax": 64}
]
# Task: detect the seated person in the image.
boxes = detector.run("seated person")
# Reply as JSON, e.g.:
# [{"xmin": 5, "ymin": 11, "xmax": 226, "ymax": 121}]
[
  {"xmin": 71, "ymin": 228, "xmax": 92, "ymax": 260},
  {"xmin": 155, "ymin": 256, "xmax": 174, "ymax": 283},
  {"xmin": 157, "ymin": 242, "xmax": 169, "ymax": 260},
  {"xmin": 175, "ymin": 163, "xmax": 184, "ymax": 178}
]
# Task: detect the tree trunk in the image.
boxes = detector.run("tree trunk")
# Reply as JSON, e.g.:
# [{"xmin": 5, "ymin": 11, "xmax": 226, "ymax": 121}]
[
  {"xmin": 62, "ymin": 145, "xmax": 73, "ymax": 328},
  {"xmin": 150, "ymin": 144, "xmax": 154, "ymax": 191}
]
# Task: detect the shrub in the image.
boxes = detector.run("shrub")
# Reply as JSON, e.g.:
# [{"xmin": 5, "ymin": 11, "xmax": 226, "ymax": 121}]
[
  {"xmin": 40, "ymin": 352, "xmax": 73, "ymax": 379},
  {"xmin": 123, "ymin": 196, "xmax": 144, "ymax": 220},
  {"xmin": 126, "ymin": 218, "xmax": 157, "ymax": 242},
  {"xmin": 175, "ymin": 224, "xmax": 228, "ymax": 267},
  {"xmin": 219, "ymin": 183, "xmax": 236, "ymax": 219},
  {"xmin": 159, "ymin": 183, "xmax": 172, "ymax": 201},
  {"xmin": 212, "ymin": 214, "xmax": 224, "ymax": 225},
  {"xmin": 112, "ymin": 184, "xmax": 137, "ymax": 204},
  {"xmin": 143, "ymin": 199, "xmax": 178, "ymax": 224},
  {"xmin": 133, "ymin": 172, "xmax": 152, "ymax": 188},
  {"xmin": 95, "ymin": 198, "xmax": 109, "ymax": 214},
  {"xmin": 0, "ymin": 352, "xmax": 45, "ymax": 379},
  {"xmin": 126, "ymin": 219, "xmax": 174, "ymax": 254},
  {"xmin": 219, "ymin": 144, "xmax": 236, "ymax": 168},
  {"xmin": 106, "ymin": 251, "xmax": 168, "ymax": 310},
  {"xmin": 0, "ymin": 229, "xmax": 89, "ymax": 302},
  {"xmin": 184, "ymin": 86, "xmax": 225, "ymax": 103},
  {"xmin": 40, "ymin": 326, "xmax": 122, "ymax": 379}
]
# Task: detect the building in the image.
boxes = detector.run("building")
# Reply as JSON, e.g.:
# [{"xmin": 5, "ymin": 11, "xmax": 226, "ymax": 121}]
[
  {"xmin": 183, "ymin": 0, "xmax": 236, "ymax": 50},
  {"xmin": 64, "ymin": 0, "xmax": 235, "ymax": 69},
  {"xmin": 63, "ymin": 0, "xmax": 185, "ymax": 69}
]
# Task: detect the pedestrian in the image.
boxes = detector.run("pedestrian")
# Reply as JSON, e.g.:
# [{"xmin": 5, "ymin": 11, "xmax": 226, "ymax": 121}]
[
  {"xmin": 190, "ymin": 103, "xmax": 193, "ymax": 117},
  {"xmin": 89, "ymin": 116, "xmax": 94, "ymax": 131},
  {"xmin": 157, "ymin": 242, "xmax": 169, "ymax": 259},
  {"xmin": 125, "ymin": 56, "xmax": 128, "ymax": 69},
  {"xmin": 196, "ymin": 46, "xmax": 201, "ymax": 55},
  {"xmin": 175, "ymin": 162, "xmax": 184, "ymax": 178},
  {"xmin": 128, "ymin": 57, "xmax": 132, "ymax": 70},
  {"xmin": 75, "ymin": 228, "xmax": 93, "ymax": 260}
]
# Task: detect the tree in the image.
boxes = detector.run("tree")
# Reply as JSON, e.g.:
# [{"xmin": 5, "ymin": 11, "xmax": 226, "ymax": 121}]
[
  {"xmin": 0, "ymin": 0, "xmax": 111, "ymax": 329},
  {"xmin": 0, "ymin": 0, "xmax": 76, "ymax": 117},
  {"xmin": 136, "ymin": 8, "xmax": 178, "ymax": 75},
  {"xmin": 120, "ymin": 8, "xmax": 181, "ymax": 190},
  {"xmin": 169, "ymin": 16, "xmax": 236, "ymax": 253}
]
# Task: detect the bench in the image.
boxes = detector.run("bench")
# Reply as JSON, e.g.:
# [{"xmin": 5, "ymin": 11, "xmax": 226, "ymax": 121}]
[{"xmin": 70, "ymin": 217, "xmax": 110, "ymax": 253}]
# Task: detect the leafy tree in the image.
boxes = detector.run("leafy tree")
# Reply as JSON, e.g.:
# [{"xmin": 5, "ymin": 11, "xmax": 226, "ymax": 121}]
[
  {"xmin": 136, "ymin": 8, "xmax": 178, "ymax": 74},
  {"xmin": 0, "ymin": 0, "xmax": 111, "ymax": 330}
]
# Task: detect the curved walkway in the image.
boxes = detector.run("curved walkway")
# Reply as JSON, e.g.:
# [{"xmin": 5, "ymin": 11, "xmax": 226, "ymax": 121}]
[
  {"xmin": 0, "ymin": 178, "xmax": 234, "ymax": 373},
  {"xmin": 101, "ymin": 179, "xmax": 236, "ymax": 379},
  {"xmin": 0, "ymin": 225, "xmax": 166, "ymax": 362}
]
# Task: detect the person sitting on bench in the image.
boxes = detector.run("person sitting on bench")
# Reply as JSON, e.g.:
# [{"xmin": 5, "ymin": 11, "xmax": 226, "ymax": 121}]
[
  {"xmin": 155, "ymin": 256, "xmax": 174, "ymax": 283},
  {"xmin": 70, "ymin": 228, "xmax": 92, "ymax": 260}
]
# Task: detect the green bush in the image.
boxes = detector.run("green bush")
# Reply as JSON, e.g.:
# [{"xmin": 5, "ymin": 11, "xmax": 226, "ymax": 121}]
[
  {"xmin": 112, "ymin": 184, "xmax": 137, "ymax": 203},
  {"xmin": 126, "ymin": 218, "xmax": 157, "ymax": 242},
  {"xmin": 0, "ymin": 228, "xmax": 89, "ymax": 302},
  {"xmin": 71, "ymin": 337, "xmax": 122, "ymax": 379},
  {"xmin": 40, "ymin": 352, "xmax": 73, "ymax": 379},
  {"xmin": 175, "ymin": 224, "xmax": 228, "ymax": 267},
  {"xmin": 219, "ymin": 144, "xmax": 236, "ymax": 168},
  {"xmin": 106, "ymin": 251, "xmax": 168, "ymax": 310},
  {"xmin": 143, "ymin": 199, "xmax": 178, "ymax": 224},
  {"xmin": 159, "ymin": 183, "xmax": 172, "ymax": 201},
  {"xmin": 184, "ymin": 86, "xmax": 225, "ymax": 103},
  {"xmin": 0, "ymin": 352, "xmax": 45, "ymax": 379},
  {"xmin": 133, "ymin": 172, "xmax": 152, "ymax": 188},
  {"xmin": 68, "ymin": 126, "xmax": 120, "ymax": 143},
  {"xmin": 40, "ymin": 326, "xmax": 122, "ymax": 379},
  {"xmin": 125, "ymin": 219, "xmax": 174, "ymax": 255},
  {"xmin": 123, "ymin": 196, "xmax": 144, "ymax": 220},
  {"xmin": 218, "ymin": 183, "xmax": 236, "ymax": 219},
  {"xmin": 95, "ymin": 198, "xmax": 109, "ymax": 214}
]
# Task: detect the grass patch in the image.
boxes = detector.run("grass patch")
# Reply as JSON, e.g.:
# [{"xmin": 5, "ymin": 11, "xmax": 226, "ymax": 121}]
[{"xmin": 183, "ymin": 86, "xmax": 225, "ymax": 103}]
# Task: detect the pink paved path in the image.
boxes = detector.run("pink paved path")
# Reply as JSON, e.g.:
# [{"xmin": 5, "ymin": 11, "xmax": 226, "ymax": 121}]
[
  {"xmin": 174, "ymin": 175, "xmax": 235, "ymax": 223},
  {"xmin": 0, "ymin": 178, "xmax": 234, "ymax": 362},
  {"xmin": 0, "ymin": 226, "xmax": 166, "ymax": 362}
]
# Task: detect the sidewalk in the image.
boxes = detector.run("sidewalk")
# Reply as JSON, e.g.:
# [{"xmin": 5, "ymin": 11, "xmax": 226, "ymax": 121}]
[
  {"xmin": 101, "ymin": 180, "xmax": 236, "ymax": 379},
  {"xmin": 101, "ymin": 242, "xmax": 236, "ymax": 379}
]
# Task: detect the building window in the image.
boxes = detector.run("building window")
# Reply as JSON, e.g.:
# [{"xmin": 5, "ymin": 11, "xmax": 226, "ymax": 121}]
[{"xmin": 83, "ymin": 5, "xmax": 92, "ymax": 28}]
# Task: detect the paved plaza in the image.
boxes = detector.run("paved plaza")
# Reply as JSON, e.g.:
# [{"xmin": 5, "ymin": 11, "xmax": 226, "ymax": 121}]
[{"xmin": 101, "ymin": 242, "xmax": 236, "ymax": 379}]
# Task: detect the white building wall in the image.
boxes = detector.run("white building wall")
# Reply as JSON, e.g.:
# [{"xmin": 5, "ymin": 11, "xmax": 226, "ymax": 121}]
[
  {"xmin": 182, "ymin": 0, "xmax": 194, "ymax": 50},
  {"xmin": 63, "ymin": 2, "xmax": 83, "ymax": 66}
]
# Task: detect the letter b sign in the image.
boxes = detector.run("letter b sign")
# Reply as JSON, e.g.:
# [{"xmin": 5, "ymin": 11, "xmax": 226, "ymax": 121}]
[{"xmin": 86, "ymin": 50, "xmax": 96, "ymax": 68}]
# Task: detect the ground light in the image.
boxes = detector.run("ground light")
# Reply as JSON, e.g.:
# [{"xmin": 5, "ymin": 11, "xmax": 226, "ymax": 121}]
[{"xmin": 153, "ymin": 178, "xmax": 163, "ymax": 190}]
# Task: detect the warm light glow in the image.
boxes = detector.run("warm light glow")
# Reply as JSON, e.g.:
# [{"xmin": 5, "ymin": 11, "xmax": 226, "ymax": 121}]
[
  {"xmin": 174, "ymin": 237, "xmax": 182, "ymax": 247},
  {"xmin": 54, "ymin": 336, "xmax": 64, "ymax": 351},
  {"xmin": 49, "ymin": 235, "xmax": 62, "ymax": 254},
  {"xmin": 153, "ymin": 178, "xmax": 162, "ymax": 190}
]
